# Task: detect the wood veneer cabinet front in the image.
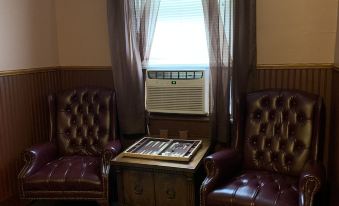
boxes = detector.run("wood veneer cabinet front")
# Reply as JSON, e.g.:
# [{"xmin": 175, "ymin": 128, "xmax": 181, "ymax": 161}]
[{"xmin": 112, "ymin": 138, "xmax": 210, "ymax": 206}]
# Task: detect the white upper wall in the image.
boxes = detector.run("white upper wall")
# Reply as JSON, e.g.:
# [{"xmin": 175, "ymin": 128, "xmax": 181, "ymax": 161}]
[
  {"xmin": 55, "ymin": 0, "xmax": 111, "ymax": 66},
  {"xmin": 0, "ymin": 0, "xmax": 338, "ymax": 70},
  {"xmin": 0, "ymin": 0, "xmax": 58, "ymax": 70},
  {"xmin": 257, "ymin": 0, "xmax": 338, "ymax": 65}
]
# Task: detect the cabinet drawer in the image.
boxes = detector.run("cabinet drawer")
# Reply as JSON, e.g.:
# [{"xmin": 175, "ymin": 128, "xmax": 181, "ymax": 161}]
[
  {"xmin": 122, "ymin": 170, "xmax": 155, "ymax": 206},
  {"xmin": 154, "ymin": 173, "xmax": 189, "ymax": 206}
]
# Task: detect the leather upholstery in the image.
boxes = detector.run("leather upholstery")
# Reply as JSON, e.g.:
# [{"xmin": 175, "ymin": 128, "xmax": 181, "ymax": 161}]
[
  {"xmin": 18, "ymin": 88, "xmax": 121, "ymax": 205},
  {"xmin": 207, "ymin": 171, "xmax": 299, "ymax": 206},
  {"xmin": 24, "ymin": 156, "xmax": 102, "ymax": 191},
  {"xmin": 201, "ymin": 90, "xmax": 325, "ymax": 206},
  {"xmin": 56, "ymin": 89, "xmax": 114, "ymax": 156}
]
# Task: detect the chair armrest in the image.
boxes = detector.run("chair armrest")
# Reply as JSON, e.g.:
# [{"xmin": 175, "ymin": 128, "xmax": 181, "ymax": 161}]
[
  {"xmin": 102, "ymin": 139, "xmax": 122, "ymax": 175},
  {"xmin": 298, "ymin": 160, "xmax": 325, "ymax": 206},
  {"xmin": 201, "ymin": 149, "xmax": 241, "ymax": 204},
  {"xmin": 18, "ymin": 142, "xmax": 58, "ymax": 179}
]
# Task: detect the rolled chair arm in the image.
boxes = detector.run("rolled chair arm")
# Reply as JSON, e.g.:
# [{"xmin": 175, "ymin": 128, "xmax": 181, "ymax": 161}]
[
  {"xmin": 102, "ymin": 139, "xmax": 122, "ymax": 175},
  {"xmin": 298, "ymin": 160, "xmax": 325, "ymax": 206},
  {"xmin": 201, "ymin": 149, "xmax": 242, "ymax": 205},
  {"xmin": 18, "ymin": 142, "xmax": 58, "ymax": 179}
]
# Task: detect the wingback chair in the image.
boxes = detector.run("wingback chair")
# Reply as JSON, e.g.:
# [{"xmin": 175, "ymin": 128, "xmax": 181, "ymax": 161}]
[
  {"xmin": 201, "ymin": 90, "xmax": 325, "ymax": 206},
  {"xmin": 18, "ymin": 88, "xmax": 121, "ymax": 206}
]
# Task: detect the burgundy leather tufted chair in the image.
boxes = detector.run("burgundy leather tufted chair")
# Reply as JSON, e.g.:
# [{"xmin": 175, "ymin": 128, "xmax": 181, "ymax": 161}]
[
  {"xmin": 201, "ymin": 90, "xmax": 325, "ymax": 206},
  {"xmin": 18, "ymin": 88, "xmax": 122, "ymax": 206}
]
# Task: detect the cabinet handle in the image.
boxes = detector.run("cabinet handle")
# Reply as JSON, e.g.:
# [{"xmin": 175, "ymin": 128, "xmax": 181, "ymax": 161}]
[
  {"xmin": 134, "ymin": 183, "xmax": 143, "ymax": 195},
  {"xmin": 166, "ymin": 188, "xmax": 176, "ymax": 199}
]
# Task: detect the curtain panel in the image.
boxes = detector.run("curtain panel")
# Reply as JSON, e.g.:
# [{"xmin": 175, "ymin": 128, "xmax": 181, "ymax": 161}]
[
  {"xmin": 202, "ymin": 0, "xmax": 233, "ymax": 144},
  {"xmin": 232, "ymin": 0, "xmax": 257, "ymax": 149},
  {"xmin": 107, "ymin": 0, "xmax": 160, "ymax": 135},
  {"xmin": 202, "ymin": 0, "xmax": 256, "ymax": 145}
]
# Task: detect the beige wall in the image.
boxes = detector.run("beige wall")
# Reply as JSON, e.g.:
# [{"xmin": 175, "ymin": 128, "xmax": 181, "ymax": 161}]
[
  {"xmin": 257, "ymin": 0, "xmax": 338, "ymax": 65},
  {"xmin": 0, "ymin": 0, "xmax": 58, "ymax": 70},
  {"xmin": 0, "ymin": 0, "xmax": 338, "ymax": 69},
  {"xmin": 55, "ymin": 0, "xmax": 339, "ymax": 66},
  {"xmin": 55, "ymin": 0, "xmax": 111, "ymax": 66}
]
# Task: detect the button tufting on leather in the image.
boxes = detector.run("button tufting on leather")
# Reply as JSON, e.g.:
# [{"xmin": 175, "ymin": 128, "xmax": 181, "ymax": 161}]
[
  {"xmin": 265, "ymin": 138, "xmax": 272, "ymax": 148},
  {"xmin": 94, "ymin": 115, "xmax": 99, "ymax": 125},
  {"xmin": 279, "ymin": 140, "xmax": 287, "ymax": 150},
  {"xmin": 288, "ymin": 124, "xmax": 296, "ymax": 138},
  {"xmin": 65, "ymin": 105, "xmax": 72, "ymax": 114},
  {"xmin": 250, "ymin": 135, "xmax": 259, "ymax": 147},
  {"xmin": 289, "ymin": 96, "xmax": 298, "ymax": 108},
  {"xmin": 93, "ymin": 93, "xmax": 99, "ymax": 102},
  {"xmin": 83, "ymin": 116, "xmax": 88, "ymax": 125},
  {"xmin": 99, "ymin": 105, "xmax": 106, "ymax": 113},
  {"xmin": 64, "ymin": 128, "xmax": 71, "ymax": 138},
  {"xmin": 78, "ymin": 105, "xmax": 84, "ymax": 114},
  {"xmin": 88, "ymin": 105, "xmax": 95, "ymax": 114},
  {"xmin": 274, "ymin": 124, "xmax": 282, "ymax": 135},
  {"xmin": 276, "ymin": 96, "xmax": 284, "ymax": 108},
  {"xmin": 71, "ymin": 93, "xmax": 78, "ymax": 103},
  {"xmin": 294, "ymin": 141, "xmax": 304, "ymax": 152},
  {"xmin": 297, "ymin": 111, "xmax": 306, "ymax": 123},
  {"xmin": 255, "ymin": 151, "xmax": 265, "ymax": 161},
  {"xmin": 70, "ymin": 139, "xmax": 76, "ymax": 146},
  {"xmin": 269, "ymin": 110, "xmax": 276, "ymax": 120},
  {"xmin": 77, "ymin": 127, "xmax": 83, "ymax": 136},
  {"xmin": 271, "ymin": 152, "xmax": 279, "ymax": 161},
  {"xmin": 98, "ymin": 128, "xmax": 106, "ymax": 137},
  {"xmin": 253, "ymin": 109, "xmax": 262, "ymax": 121},
  {"xmin": 260, "ymin": 123, "xmax": 268, "ymax": 134},
  {"xmin": 82, "ymin": 92, "xmax": 89, "ymax": 103},
  {"xmin": 261, "ymin": 96, "xmax": 271, "ymax": 108},
  {"xmin": 71, "ymin": 116, "xmax": 77, "ymax": 125},
  {"xmin": 285, "ymin": 154, "xmax": 294, "ymax": 165},
  {"xmin": 88, "ymin": 127, "xmax": 94, "ymax": 136},
  {"xmin": 282, "ymin": 110, "xmax": 289, "ymax": 122}
]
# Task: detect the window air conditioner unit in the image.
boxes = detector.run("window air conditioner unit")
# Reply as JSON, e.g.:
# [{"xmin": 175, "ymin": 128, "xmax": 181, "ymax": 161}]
[{"xmin": 146, "ymin": 70, "xmax": 209, "ymax": 115}]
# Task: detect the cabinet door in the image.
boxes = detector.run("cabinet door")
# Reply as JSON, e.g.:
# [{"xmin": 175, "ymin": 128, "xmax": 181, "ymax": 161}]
[
  {"xmin": 154, "ymin": 173, "xmax": 191, "ymax": 206},
  {"xmin": 122, "ymin": 169, "xmax": 155, "ymax": 206}
]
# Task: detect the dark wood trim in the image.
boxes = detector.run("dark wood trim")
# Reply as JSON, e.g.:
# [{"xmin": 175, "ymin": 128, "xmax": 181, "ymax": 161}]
[
  {"xmin": 58, "ymin": 66, "xmax": 111, "ymax": 71},
  {"xmin": 329, "ymin": 68, "xmax": 339, "ymax": 205},
  {"xmin": 0, "ymin": 64, "xmax": 334, "ymax": 78},
  {"xmin": 0, "ymin": 67, "xmax": 57, "ymax": 77},
  {"xmin": 257, "ymin": 63, "xmax": 333, "ymax": 70}
]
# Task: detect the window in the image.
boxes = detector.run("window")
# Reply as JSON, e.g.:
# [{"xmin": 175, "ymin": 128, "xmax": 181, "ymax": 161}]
[{"xmin": 148, "ymin": 0, "xmax": 209, "ymax": 68}]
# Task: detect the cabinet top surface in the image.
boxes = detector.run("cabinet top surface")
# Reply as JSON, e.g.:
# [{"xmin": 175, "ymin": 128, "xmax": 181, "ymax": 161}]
[{"xmin": 112, "ymin": 138, "xmax": 211, "ymax": 172}]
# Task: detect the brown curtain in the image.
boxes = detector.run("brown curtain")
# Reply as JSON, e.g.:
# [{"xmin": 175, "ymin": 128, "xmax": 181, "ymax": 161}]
[
  {"xmin": 107, "ymin": 0, "xmax": 160, "ymax": 135},
  {"xmin": 202, "ymin": 0, "xmax": 233, "ymax": 144},
  {"xmin": 232, "ymin": 0, "xmax": 257, "ymax": 148},
  {"xmin": 202, "ymin": 0, "xmax": 256, "ymax": 145}
]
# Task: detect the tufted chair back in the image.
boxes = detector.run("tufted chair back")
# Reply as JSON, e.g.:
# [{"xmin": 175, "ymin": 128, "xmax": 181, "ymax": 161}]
[
  {"xmin": 49, "ymin": 88, "xmax": 118, "ymax": 156},
  {"xmin": 243, "ymin": 90, "xmax": 323, "ymax": 176}
]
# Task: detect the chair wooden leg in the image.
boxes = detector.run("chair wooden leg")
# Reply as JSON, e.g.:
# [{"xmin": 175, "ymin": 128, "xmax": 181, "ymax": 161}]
[{"xmin": 96, "ymin": 199, "xmax": 109, "ymax": 206}]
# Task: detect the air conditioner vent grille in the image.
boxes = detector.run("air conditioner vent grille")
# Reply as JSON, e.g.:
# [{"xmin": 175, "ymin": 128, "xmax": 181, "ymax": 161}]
[
  {"xmin": 147, "ymin": 86, "xmax": 204, "ymax": 113},
  {"xmin": 146, "ymin": 70, "xmax": 208, "ymax": 115}
]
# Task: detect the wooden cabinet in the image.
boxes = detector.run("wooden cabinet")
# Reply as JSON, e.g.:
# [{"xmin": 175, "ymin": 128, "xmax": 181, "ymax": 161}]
[
  {"xmin": 154, "ymin": 173, "xmax": 189, "ymax": 206},
  {"xmin": 122, "ymin": 170, "xmax": 155, "ymax": 206},
  {"xmin": 113, "ymin": 138, "xmax": 210, "ymax": 206}
]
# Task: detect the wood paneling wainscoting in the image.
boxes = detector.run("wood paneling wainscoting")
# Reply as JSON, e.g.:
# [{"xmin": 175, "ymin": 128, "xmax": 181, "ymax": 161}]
[
  {"xmin": 59, "ymin": 67, "xmax": 113, "ymax": 90},
  {"xmin": 0, "ymin": 69, "xmax": 59, "ymax": 202},
  {"xmin": 0, "ymin": 65, "xmax": 337, "ymax": 203},
  {"xmin": 329, "ymin": 68, "xmax": 339, "ymax": 205}
]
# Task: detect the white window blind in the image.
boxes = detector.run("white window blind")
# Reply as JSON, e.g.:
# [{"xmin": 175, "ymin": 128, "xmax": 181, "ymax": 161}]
[{"xmin": 148, "ymin": 0, "xmax": 209, "ymax": 68}]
